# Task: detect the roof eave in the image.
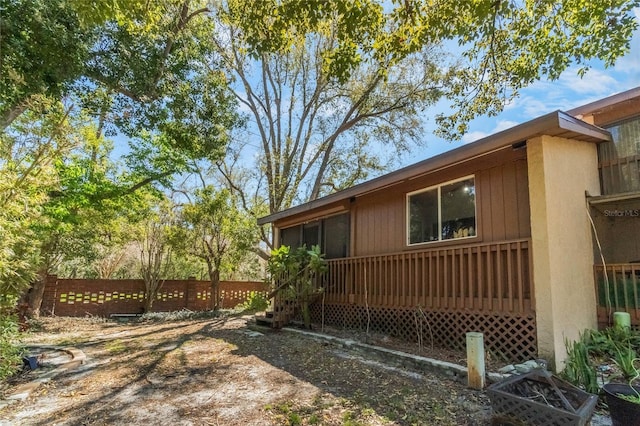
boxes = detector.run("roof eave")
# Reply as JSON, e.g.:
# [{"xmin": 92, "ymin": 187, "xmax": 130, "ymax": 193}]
[
  {"xmin": 258, "ymin": 111, "xmax": 610, "ymax": 225},
  {"xmin": 567, "ymin": 87, "xmax": 640, "ymax": 117}
]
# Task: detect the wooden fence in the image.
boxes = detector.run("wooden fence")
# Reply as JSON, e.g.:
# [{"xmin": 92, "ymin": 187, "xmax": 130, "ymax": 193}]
[
  {"xmin": 304, "ymin": 238, "xmax": 538, "ymax": 362},
  {"xmin": 594, "ymin": 263, "xmax": 640, "ymax": 328},
  {"xmin": 40, "ymin": 275, "xmax": 268, "ymax": 317}
]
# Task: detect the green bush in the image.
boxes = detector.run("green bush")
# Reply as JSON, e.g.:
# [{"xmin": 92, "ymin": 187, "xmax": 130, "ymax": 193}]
[
  {"xmin": 563, "ymin": 335, "xmax": 599, "ymax": 394},
  {"xmin": 238, "ymin": 291, "xmax": 269, "ymax": 312},
  {"xmin": 562, "ymin": 326, "xmax": 640, "ymax": 393},
  {"xmin": 0, "ymin": 313, "xmax": 25, "ymax": 381},
  {"xmin": 141, "ymin": 309, "xmax": 222, "ymax": 322},
  {"xmin": 267, "ymin": 245, "xmax": 327, "ymax": 328}
]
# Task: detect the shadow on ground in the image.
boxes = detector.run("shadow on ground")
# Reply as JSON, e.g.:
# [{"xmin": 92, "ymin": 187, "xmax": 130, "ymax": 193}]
[{"xmin": 1, "ymin": 315, "xmax": 492, "ymax": 425}]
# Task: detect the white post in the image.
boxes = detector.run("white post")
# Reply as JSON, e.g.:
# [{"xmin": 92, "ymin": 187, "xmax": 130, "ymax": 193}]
[{"xmin": 466, "ymin": 332, "xmax": 485, "ymax": 389}]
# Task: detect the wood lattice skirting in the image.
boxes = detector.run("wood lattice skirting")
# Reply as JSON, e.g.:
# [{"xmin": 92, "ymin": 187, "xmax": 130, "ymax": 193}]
[{"xmin": 308, "ymin": 303, "xmax": 537, "ymax": 363}]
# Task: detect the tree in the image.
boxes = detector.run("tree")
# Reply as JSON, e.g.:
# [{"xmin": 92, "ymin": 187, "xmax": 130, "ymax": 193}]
[
  {"xmin": 81, "ymin": 1, "xmax": 240, "ymax": 160},
  {"xmin": 267, "ymin": 245, "xmax": 327, "ymax": 329},
  {"xmin": 0, "ymin": 0, "xmax": 90, "ymax": 130},
  {"xmin": 3, "ymin": 0, "xmax": 241, "ymax": 171},
  {"xmin": 0, "ymin": 98, "xmax": 80, "ymax": 310},
  {"xmin": 221, "ymin": 0, "xmax": 639, "ymax": 139},
  {"xmin": 2, "ymin": 0, "xmax": 242, "ymax": 314},
  {"xmin": 24, "ymin": 108, "xmax": 163, "ymax": 315},
  {"xmin": 137, "ymin": 203, "xmax": 173, "ymax": 313},
  {"xmin": 213, "ymin": 0, "xmax": 638, "ymax": 252},
  {"xmin": 213, "ymin": 2, "xmax": 446, "ymax": 250},
  {"xmin": 172, "ymin": 185, "xmax": 258, "ymax": 310},
  {"xmin": 0, "ymin": 0, "xmax": 184, "ymax": 130}
]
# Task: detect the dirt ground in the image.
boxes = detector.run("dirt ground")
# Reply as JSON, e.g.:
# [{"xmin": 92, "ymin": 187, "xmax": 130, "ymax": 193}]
[{"xmin": 0, "ymin": 314, "xmax": 496, "ymax": 425}]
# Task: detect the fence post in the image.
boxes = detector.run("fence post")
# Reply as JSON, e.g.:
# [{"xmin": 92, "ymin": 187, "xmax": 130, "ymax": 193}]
[
  {"xmin": 185, "ymin": 277, "xmax": 195, "ymax": 310},
  {"xmin": 466, "ymin": 332, "xmax": 485, "ymax": 389},
  {"xmin": 43, "ymin": 274, "xmax": 58, "ymax": 316}
]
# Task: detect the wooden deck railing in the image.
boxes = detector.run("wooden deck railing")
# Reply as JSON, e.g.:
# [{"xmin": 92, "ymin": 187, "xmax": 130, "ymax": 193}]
[
  {"xmin": 594, "ymin": 263, "xmax": 640, "ymax": 326},
  {"xmin": 323, "ymin": 238, "xmax": 533, "ymax": 315}
]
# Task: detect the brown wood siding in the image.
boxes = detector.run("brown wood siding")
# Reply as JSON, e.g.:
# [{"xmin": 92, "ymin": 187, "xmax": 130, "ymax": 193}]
[
  {"xmin": 353, "ymin": 149, "xmax": 530, "ymax": 256},
  {"xmin": 482, "ymin": 157, "xmax": 531, "ymax": 242}
]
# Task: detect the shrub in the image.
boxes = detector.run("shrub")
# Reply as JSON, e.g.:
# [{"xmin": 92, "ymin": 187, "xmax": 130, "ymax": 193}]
[
  {"xmin": 267, "ymin": 245, "xmax": 327, "ymax": 328},
  {"xmin": 0, "ymin": 313, "xmax": 25, "ymax": 381},
  {"xmin": 563, "ymin": 336, "xmax": 599, "ymax": 394},
  {"xmin": 238, "ymin": 291, "xmax": 269, "ymax": 312},
  {"xmin": 141, "ymin": 309, "xmax": 223, "ymax": 322},
  {"xmin": 562, "ymin": 326, "xmax": 640, "ymax": 393}
]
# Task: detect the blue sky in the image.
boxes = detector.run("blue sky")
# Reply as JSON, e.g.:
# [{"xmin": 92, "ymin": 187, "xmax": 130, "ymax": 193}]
[{"xmin": 410, "ymin": 7, "xmax": 640, "ymax": 166}]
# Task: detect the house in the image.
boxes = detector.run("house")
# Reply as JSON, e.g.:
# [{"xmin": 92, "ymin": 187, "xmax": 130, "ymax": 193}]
[{"xmin": 258, "ymin": 87, "xmax": 640, "ymax": 370}]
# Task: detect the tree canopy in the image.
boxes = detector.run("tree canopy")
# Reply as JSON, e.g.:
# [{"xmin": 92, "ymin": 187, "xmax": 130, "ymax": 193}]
[
  {"xmin": 220, "ymin": 0, "xmax": 639, "ymax": 138},
  {"xmin": 0, "ymin": 0, "xmax": 638, "ymax": 298},
  {"xmin": 214, "ymin": 6, "xmax": 446, "ymax": 218}
]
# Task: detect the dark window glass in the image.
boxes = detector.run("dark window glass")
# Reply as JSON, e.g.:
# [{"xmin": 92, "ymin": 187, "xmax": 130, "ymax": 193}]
[
  {"xmin": 409, "ymin": 188, "xmax": 438, "ymax": 244},
  {"xmin": 408, "ymin": 177, "xmax": 476, "ymax": 245},
  {"xmin": 599, "ymin": 117, "xmax": 640, "ymax": 194},
  {"xmin": 440, "ymin": 178, "xmax": 476, "ymax": 240},
  {"xmin": 280, "ymin": 225, "xmax": 301, "ymax": 248},
  {"xmin": 323, "ymin": 213, "xmax": 350, "ymax": 259},
  {"xmin": 302, "ymin": 222, "xmax": 320, "ymax": 247},
  {"xmin": 278, "ymin": 215, "xmax": 351, "ymax": 258}
]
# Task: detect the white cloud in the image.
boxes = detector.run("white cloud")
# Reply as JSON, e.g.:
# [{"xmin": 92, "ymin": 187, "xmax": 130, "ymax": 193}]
[
  {"xmin": 414, "ymin": 10, "xmax": 640, "ymax": 164},
  {"xmin": 502, "ymin": 11, "xmax": 640, "ymax": 118},
  {"xmin": 519, "ymin": 96, "xmax": 558, "ymax": 117},
  {"xmin": 504, "ymin": 65, "xmax": 627, "ymax": 119},
  {"xmin": 557, "ymin": 68, "xmax": 621, "ymax": 96}
]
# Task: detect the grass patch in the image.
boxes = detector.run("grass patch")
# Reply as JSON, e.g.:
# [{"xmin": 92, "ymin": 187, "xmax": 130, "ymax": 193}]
[{"xmin": 105, "ymin": 339, "xmax": 127, "ymax": 354}]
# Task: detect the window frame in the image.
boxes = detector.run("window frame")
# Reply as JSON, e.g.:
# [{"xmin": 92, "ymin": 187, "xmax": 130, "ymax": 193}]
[{"xmin": 406, "ymin": 175, "xmax": 478, "ymax": 246}]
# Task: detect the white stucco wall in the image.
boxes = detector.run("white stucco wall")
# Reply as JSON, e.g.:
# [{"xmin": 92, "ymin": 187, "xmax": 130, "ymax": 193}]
[{"xmin": 527, "ymin": 135, "xmax": 601, "ymax": 370}]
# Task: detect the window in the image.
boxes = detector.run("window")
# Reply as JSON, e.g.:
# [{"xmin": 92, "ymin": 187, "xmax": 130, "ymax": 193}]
[
  {"xmin": 278, "ymin": 213, "xmax": 350, "ymax": 259},
  {"xmin": 408, "ymin": 176, "xmax": 476, "ymax": 245},
  {"xmin": 303, "ymin": 222, "xmax": 321, "ymax": 247},
  {"xmin": 322, "ymin": 213, "xmax": 350, "ymax": 259},
  {"xmin": 599, "ymin": 116, "xmax": 640, "ymax": 194},
  {"xmin": 280, "ymin": 226, "xmax": 301, "ymax": 248}
]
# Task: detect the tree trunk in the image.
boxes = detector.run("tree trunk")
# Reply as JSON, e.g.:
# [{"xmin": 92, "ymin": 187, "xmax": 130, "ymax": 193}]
[
  {"xmin": 301, "ymin": 300, "xmax": 311, "ymax": 329},
  {"xmin": 26, "ymin": 270, "xmax": 49, "ymax": 318},
  {"xmin": 1, "ymin": 100, "xmax": 29, "ymax": 131},
  {"xmin": 143, "ymin": 278, "xmax": 163, "ymax": 313},
  {"xmin": 210, "ymin": 268, "xmax": 220, "ymax": 311}
]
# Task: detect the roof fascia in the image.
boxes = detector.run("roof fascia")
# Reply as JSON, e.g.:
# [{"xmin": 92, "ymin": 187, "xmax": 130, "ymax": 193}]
[{"xmin": 567, "ymin": 87, "xmax": 640, "ymax": 117}]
